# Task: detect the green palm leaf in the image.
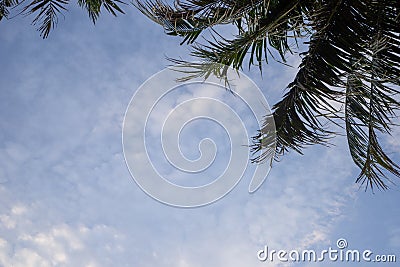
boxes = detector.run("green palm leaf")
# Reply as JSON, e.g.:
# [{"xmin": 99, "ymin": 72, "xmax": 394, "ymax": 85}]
[
  {"xmin": 78, "ymin": 0, "xmax": 125, "ymax": 23},
  {"xmin": 6, "ymin": 0, "xmax": 126, "ymax": 38}
]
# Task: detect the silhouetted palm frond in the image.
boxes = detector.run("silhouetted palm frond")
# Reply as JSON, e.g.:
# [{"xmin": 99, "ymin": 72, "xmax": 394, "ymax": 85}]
[
  {"xmin": 0, "ymin": 0, "xmax": 19, "ymax": 20},
  {"xmin": 1, "ymin": 0, "xmax": 126, "ymax": 37},
  {"xmin": 344, "ymin": 1, "xmax": 400, "ymax": 190},
  {"xmin": 136, "ymin": 0, "xmax": 400, "ymax": 190},
  {"xmin": 78, "ymin": 0, "xmax": 125, "ymax": 23},
  {"xmin": 21, "ymin": 0, "xmax": 69, "ymax": 38},
  {"xmin": 134, "ymin": 0, "xmax": 271, "ymax": 44}
]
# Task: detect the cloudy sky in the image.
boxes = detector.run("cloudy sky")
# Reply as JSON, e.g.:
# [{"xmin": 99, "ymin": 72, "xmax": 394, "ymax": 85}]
[{"xmin": 0, "ymin": 4, "xmax": 399, "ymax": 267}]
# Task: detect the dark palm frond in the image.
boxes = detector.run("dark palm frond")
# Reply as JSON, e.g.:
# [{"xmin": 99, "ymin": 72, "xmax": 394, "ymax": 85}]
[
  {"xmin": 266, "ymin": 0, "xmax": 400, "ymax": 189},
  {"xmin": 19, "ymin": 0, "xmax": 125, "ymax": 38},
  {"xmin": 0, "ymin": 0, "xmax": 19, "ymax": 20},
  {"xmin": 6, "ymin": 0, "xmax": 125, "ymax": 38},
  {"xmin": 345, "ymin": 73, "xmax": 400, "ymax": 190},
  {"xmin": 133, "ymin": 0, "xmax": 269, "ymax": 45},
  {"xmin": 189, "ymin": 0, "xmax": 308, "ymax": 68},
  {"xmin": 345, "ymin": 1, "xmax": 400, "ymax": 190},
  {"xmin": 136, "ymin": 0, "xmax": 310, "ymax": 81},
  {"xmin": 167, "ymin": 60, "xmax": 231, "ymax": 84},
  {"xmin": 77, "ymin": 0, "xmax": 101, "ymax": 23},
  {"xmin": 102, "ymin": 0, "xmax": 125, "ymax": 16},
  {"xmin": 136, "ymin": 0, "xmax": 400, "ymax": 190},
  {"xmin": 78, "ymin": 0, "xmax": 125, "ymax": 24},
  {"xmin": 157, "ymin": 0, "xmax": 310, "ymax": 83},
  {"xmin": 22, "ymin": 0, "xmax": 69, "ymax": 38},
  {"xmin": 250, "ymin": 114, "xmax": 276, "ymax": 164},
  {"xmin": 259, "ymin": 0, "xmax": 350, "ymax": 158}
]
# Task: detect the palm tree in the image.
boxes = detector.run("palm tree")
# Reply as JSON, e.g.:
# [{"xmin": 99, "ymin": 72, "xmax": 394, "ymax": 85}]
[
  {"xmin": 134, "ymin": 0, "xmax": 400, "ymax": 190},
  {"xmin": 0, "ymin": 0, "xmax": 126, "ymax": 38}
]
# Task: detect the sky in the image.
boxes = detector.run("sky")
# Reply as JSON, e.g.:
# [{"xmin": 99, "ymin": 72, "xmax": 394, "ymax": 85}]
[{"xmin": 0, "ymin": 3, "xmax": 399, "ymax": 267}]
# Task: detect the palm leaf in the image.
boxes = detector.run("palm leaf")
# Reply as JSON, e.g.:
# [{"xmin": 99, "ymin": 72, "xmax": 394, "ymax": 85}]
[
  {"xmin": 345, "ymin": 73, "xmax": 400, "ymax": 190},
  {"xmin": 133, "ymin": 0, "xmax": 303, "ymax": 47},
  {"xmin": 22, "ymin": 0, "xmax": 68, "ymax": 38},
  {"xmin": 136, "ymin": 0, "xmax": 400, "ymax": 190},
  {"xmin": 77, "ymin": 0, "xmax": 125, "ymax": 23},
  {"xmin": 190, "ymin": 0, "xmax": 307, "ymax": 67},
  {"xmin": 265, "ymin": 0, "xmax": 348, "ymax": 157},
  {"xmin": 344, "ymin": 1, "xmax": 400, "ymax": 190},
  {"xmin": 20, "ymin": 0, "xmax": 126, "ymax": 38},
  {"xmin": 0, "ymin": 0, "xmax": 19, "ymax": 20}
]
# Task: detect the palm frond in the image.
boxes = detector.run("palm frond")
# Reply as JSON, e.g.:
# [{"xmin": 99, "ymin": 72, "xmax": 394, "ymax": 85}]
[
  {"xmin": 6, "ymin": 0, "xmax": 125, "ymax": 37},
  {"xmin": 344, "ymin": 1, "xmax": 400, "ymax": 190},
  {"xmin": 262, "ymin": 0, "xmax": 348, "ymax": 157},
  {"xmin": 133, "ymin": 0, "xmax": 308, "ymax": 52},
  {"xmin": 136, "ymin": 0, "xmax": 400, "ymax": 190},
  {"xmin": 133, "ymin": 0, "xmax": 269, "ymax": 44},
  {"xmin": 0, "ymin": 0, "xmax": 19, "ymax": 20},
  {"xmin": 191, "ymin": 0, "xmax": 307, "ymax": 67},
  {"xmin": 78, "ymin": 0, "xmax": 125, "ymax": 24},
  {"xmin": 249, "ymin": 0, "xmax": 400, "ymax": 188},
  {"xmin": 22, "ymin": 0, "xmax": 68, "ymax": 38},
  {"xmin": 345, "ymin": 73, "xmax": 400, "ymax": 190}
]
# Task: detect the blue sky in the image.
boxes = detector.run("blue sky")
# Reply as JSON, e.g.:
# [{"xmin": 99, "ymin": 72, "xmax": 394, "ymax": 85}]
[{"xmin": 0, "ymin": 4, "xmax": 399, "ymax": 267}]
